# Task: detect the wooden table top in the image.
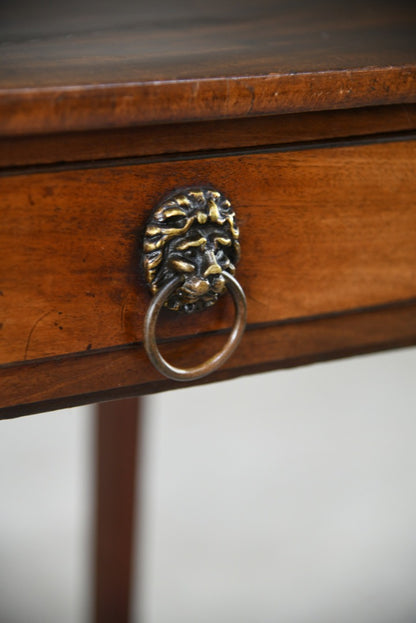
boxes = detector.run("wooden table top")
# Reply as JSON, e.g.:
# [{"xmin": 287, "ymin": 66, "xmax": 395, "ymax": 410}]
[{"xmin": 1, "ymin": 0, "xmax": 416, "ymax": 134}]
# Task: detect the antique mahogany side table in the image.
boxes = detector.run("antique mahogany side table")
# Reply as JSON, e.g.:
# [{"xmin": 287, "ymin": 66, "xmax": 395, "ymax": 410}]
[{"xmin": 1, "ymin": 1, "xmax": 416, "ymax": 621}]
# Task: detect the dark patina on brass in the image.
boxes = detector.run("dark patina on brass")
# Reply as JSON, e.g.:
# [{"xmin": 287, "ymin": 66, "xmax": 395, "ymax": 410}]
[
  {"xmin": 142, "ymin": 187, "xmax": 246, "ymax": 381},
  {"xmin": 143, "ymin": 188, "xmax": 241, "ymax": 313}
]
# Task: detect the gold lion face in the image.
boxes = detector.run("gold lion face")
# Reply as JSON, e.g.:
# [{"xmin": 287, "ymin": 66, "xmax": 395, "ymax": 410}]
[{"xmin": 143, "ymin": 188, "xmax": 240, "ymax": 313}]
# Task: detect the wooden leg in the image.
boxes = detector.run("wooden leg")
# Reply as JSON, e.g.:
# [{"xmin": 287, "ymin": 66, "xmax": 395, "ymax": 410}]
[{"xmin": 93, "ymin": 397, "xmax": 142, "ymax": 623}]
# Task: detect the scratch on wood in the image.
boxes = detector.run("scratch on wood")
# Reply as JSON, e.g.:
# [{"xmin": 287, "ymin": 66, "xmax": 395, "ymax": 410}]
[
  {"xmin": 246, "ymin": 85, "xmax": 255, "ymax": 114},
  {"xmin": 120, "ymin": 302, "xmax": 127, "ymax": 330},
  {"xmin": 24, "ymin": 310, "xmax": 53, "ymax": 360}
]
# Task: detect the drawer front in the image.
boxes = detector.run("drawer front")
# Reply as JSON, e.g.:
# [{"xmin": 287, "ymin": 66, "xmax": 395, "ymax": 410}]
[{"xmin": 1, "ymin": 138, "xmax": 416, "ymax": 409}]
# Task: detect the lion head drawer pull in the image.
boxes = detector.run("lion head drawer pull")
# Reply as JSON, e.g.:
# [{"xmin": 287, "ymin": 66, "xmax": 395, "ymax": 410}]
[{"xmin": 142, "ymin": 187, "xmax": 247, "ymax": 381}]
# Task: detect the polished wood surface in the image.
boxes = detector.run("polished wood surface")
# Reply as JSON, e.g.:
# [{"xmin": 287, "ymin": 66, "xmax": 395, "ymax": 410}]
[
  {"xmin": 2, "ymin": 300, "xmax": 416, "ymax": 418},
  {"xmin": 1, "ymin": 0, "xmax": 415, "ymax": 134},
  {"xmin": 1, "ymin": 105, "xmax": 416, "ymax": 168},
  {"xmin": 1, "ymin": 0, "xmax": 416, "ymax": 417},
  {"xmin": 1, "ymin": 138, "xmax": 415, "ymax": 372}
]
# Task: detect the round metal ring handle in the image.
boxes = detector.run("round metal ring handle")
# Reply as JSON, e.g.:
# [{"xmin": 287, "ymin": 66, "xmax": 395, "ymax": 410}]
[{"xmin": 144, "ymin": 272, "xmax": 247, "ymax": 381}]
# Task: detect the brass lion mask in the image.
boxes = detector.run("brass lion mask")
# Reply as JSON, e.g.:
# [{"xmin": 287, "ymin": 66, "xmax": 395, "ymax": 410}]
[{"xmin": 143, "ymin": 188, "xmax": 240, "ymax": 313}]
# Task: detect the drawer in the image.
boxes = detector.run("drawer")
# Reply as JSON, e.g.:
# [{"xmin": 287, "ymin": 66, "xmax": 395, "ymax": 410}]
[{"xmin": 1, "ymin": 137, "xmax": 416, "ymax": 412}]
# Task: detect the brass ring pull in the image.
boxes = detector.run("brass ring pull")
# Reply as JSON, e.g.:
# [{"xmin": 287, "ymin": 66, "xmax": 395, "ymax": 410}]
[
  {"xmin": 144, "ymin": 272, "xmax": 246, "ymax": 381},
  {"xmin": 142, "ymin": 187, "xmax": 246, "ymax": 381}
]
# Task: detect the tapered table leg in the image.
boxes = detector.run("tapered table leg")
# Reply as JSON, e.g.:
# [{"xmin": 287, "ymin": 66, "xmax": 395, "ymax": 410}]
[{"xmin": 93, "ymin": 397, "xmax": 142, "ymax": 623}]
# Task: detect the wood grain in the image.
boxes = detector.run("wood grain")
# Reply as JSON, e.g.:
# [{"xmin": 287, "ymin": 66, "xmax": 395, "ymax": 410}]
[
  {"xmin": 1, "ymin": 137, "xmax": 416, "ymax": 368},
  {"xmin": 2, "ymin": 69, "xmax": 415, "ymax": 138},
  {"xmin": 1, "ymin": 105, "xmax": 416, "ymax": 168},
  {"xmin": 1, "ymin": 299, "xmax": 416, "ymax": 418},
  {"xmin": 1, "ymin": 0, "xmax": 416, "ymax": 135}
]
